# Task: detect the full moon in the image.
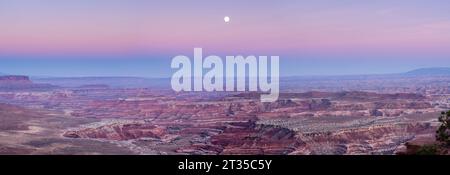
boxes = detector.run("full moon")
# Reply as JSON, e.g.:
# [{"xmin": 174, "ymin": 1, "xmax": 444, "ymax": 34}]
[{"xmin": 224, "ymin": 16, "xmax": 230, "ymax": 23}]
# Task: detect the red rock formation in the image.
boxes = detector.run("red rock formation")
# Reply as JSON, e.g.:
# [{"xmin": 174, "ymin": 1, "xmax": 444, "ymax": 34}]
[
  {"xmin": 210, "ymin": 122, "xmax": 302, "ymax": 155},
  {"xmin": 64, "ymin": 123, "xmax": 166, "ymax": 141}
]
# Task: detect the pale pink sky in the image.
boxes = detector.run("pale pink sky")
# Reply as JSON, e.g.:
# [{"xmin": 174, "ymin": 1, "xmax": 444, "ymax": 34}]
[{"xmin": 1, "ymin": 0, "xmax": 450, "ymax": 55}]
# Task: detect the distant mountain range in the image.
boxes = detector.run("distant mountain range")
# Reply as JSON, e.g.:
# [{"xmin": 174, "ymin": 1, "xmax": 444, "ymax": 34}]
[
  {"xmin": 32, "ymin": 77, "xmax": 170, "ymax": 88},
  {"xmin": 1, "ymin": 67, "xmax": 449, "ymax": 88},
  {"xmin": 404, "ymin": 67, "xmax": 450, "ymax": 76},
  {"xmin": 2, "ymin": 67, "xmax": 450, "ymax": 78}
]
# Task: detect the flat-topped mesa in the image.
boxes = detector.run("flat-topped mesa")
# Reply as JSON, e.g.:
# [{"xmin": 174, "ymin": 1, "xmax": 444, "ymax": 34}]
[
  {"xmin": 0, "ymin": 75, "xmax": 57, "ymax": 90},
  {"xmin": 0, "ymin": 75, "xmax": 32, "ymax": 84}
]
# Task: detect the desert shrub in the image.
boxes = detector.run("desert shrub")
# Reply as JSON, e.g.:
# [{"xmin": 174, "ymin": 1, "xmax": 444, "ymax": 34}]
[
  {"xmin": 436, "ymin": 111, "xmax": 450, "ymax": 146},
  {"xmin": 415, "ymin": 145, "xmax": 438, "ymax": 155}
]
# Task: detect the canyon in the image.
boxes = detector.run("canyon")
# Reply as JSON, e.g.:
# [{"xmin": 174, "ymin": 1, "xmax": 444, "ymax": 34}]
[{"xmin": 0, "ymin": 69, "xmax": 449, "ymax": 155}]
